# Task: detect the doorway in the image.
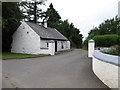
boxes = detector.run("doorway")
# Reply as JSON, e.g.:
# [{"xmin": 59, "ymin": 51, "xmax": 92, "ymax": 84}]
[{"xmin": 55, "ymin": 41, "xmax": 57, "ymax": 52}]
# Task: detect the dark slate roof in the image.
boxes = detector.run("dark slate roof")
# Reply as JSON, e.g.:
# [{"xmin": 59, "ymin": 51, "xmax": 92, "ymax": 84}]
[{"xmin": 26, "ymin": 22, "xmax": 68, "ymax": 41}]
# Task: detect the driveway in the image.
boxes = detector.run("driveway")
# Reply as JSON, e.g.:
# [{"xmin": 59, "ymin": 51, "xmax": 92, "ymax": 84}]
[{"xmin": 3, "ymin": 49, "xmax": 109, "ymax": 88}]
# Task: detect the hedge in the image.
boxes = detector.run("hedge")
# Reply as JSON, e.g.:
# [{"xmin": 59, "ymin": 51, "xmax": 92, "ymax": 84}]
[{"xmin": 93, "ymin": 34, "xmax": 119, "ymax": 47}]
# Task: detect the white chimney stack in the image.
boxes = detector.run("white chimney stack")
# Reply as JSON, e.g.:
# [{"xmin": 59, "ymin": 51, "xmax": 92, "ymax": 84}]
[
  {"xmin": 44, "ymin": 20, "xmax": 47, "ymax": 28},
  {"xmin": 44, "ymin": 17, "xmax": 49, "ymax": 28}
]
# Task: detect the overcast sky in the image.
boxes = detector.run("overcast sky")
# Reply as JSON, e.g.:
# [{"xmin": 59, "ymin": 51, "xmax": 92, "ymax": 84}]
[{"xmin": 41, "ymin": 0, "xmax": 120, "ymax": 40}]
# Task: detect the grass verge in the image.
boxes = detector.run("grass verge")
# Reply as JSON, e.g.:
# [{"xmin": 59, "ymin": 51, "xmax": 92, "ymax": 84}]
[{"xmin": 2, "ymin": 52, "xmax": 48, "ymax": 59}]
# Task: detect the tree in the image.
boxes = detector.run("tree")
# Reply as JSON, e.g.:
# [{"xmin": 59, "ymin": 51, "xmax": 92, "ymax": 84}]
[
  {"xmin": 83, "ymin": 16, "xmax": 120, "ymax": 49},
  {"xmin": 87, "ymin": 16, "xmax": 120, "ymax": 39},
  {"xmin": 56, "ymin": 20, "xmax": 83, "ymax": 48},
  {"xmin": 42, "ymin": 3, "xmax": 61, "ymax": 28},
  {"xmin": 56, "ymin": 20, "xmax": 70, "ymax": 37},
  {"xmin": 42, "ymin": 3, "xmax": 83, "ymax": 48},
  {"xmin": 2, "ymin": 2, "xmax": 22, "ymax": 52},
  {"xmin": 20, "ymin": 0, "xmax": 46, "ymax": 23}
]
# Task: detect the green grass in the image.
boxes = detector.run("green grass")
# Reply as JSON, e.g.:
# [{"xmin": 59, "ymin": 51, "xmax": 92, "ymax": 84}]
[{"xmin": 2, "ymin": 52, "xmax": 48, "ymax": 58}]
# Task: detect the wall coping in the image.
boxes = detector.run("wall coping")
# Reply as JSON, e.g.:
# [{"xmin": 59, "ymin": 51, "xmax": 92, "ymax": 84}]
[
  {"xmin": 93, "ymin": 50, "xmax": 120, "ymax": 67},
  {"xmin": 88, "ymin": 39, "xmax": 95, "ymax": 43}
]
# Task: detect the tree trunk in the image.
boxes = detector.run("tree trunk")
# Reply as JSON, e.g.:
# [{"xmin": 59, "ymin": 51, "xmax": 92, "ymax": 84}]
[{"xmin": 34, "ymin": 1, "xmax": 37, "ymax": 23}]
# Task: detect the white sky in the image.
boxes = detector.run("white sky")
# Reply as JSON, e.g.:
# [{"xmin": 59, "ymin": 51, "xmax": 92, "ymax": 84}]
[{"xmin": 41, "ymin": 0, "xmax": 120, "ymax": 40}]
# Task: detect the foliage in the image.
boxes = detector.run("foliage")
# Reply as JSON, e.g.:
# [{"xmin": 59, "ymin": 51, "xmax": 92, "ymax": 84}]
[
  {"xmin": 20, "ymin": 0, "xmax": 46, "ymax": 23},
  {"xmin": 87, "ymin": 16, "xmax": 120, "ymax": 39},
  {"xmin": 0, "ymin": 2, "xmax": 1, "ymax": 28},
  {"xmin": 43, "ymin": 4, "xmax": 83, "ymax": 48},
  {"xmin": 2, "ymin": 1, "xmax": 83, "ymax": 53},
  {"xmin": 2, "ymin": 53, "xmax": 48, "ymax": 58},
  {"xmin": 118, "ymin": 35, "xmax": 120, "ymax": 55},
  {"xmin": 106, "ymin": 49, "xmax": 118, "ymax": 55},
  {"xmin": 56, "ymin": 20, "xmax": 83, "ymax": 48},
  {"xmin": 42, "ymin": 3, "xmax": 61, "ymax": 28},
  {"xmin": 103, "ymin": 49, "xmax": 118, "ymax": 56},
  {"xmin": 93, "ymin": 34, "xmax": 119, "ymax": 47},
  {"xmin": 82, "ymin": 38, "xmax": 91, "ymax": 48},
  {"xmin": 83, "ymin": 16, "xmax": 120, "ymax": 49},
  {"xmin": 2, "ymin": 2, "xmax": 22, "ymax": 52}
]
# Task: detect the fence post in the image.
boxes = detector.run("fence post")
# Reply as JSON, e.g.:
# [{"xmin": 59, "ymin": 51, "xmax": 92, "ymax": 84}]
[{"xmin": 88, "ymin": 39, "xmax": 95, "ymax": 57}]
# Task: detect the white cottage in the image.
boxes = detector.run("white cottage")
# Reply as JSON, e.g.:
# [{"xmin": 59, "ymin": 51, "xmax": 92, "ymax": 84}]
[{"xmin": 11, "ymin": 22, "xmax": 70, "ymax": 55}]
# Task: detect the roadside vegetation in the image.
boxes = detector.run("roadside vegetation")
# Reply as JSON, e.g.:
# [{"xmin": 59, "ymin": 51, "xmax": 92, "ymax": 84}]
[
  {"xmin": 83, "ymin": 16, "xmax": 120, "ymax": 56},
  {"xmin": 2, "ymin": 53, "xmax": 48, "ymax": 59},
  {"xmin": 104, "ymin": 49, "xmax": 118, "ymax": 56},
  {"xmin": 99, "ymin": 45, "xmax": 119, "ymax": 56},
  {"xmin": 93, "ymin": 34, "xmax": 119, "ymax": 47}
]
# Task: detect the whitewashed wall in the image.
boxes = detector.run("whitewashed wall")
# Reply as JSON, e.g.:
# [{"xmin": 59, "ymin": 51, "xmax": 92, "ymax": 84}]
[
  {"xmin": 11, "ymin": 22, "xmax": 41, "ymax": 54},
  {"xmin": 88, "ymin": 40, "xmax": 119, "ymax": 88},
  {"xmin": 57, "ymin": 41, "xmax": 70, "ymax": 51},
  {"xmin": 92, "ymin": 50, "xmax": 119, "ymax": 88},
  {"xmin": 40, "ymin": 40, "xmax": 53, "ymax": 55},
  {"xmin": 67, "ymin": 41, "xmax": 70, "ymax": 50},
  {"xmin": 40, "ymin": 40, "xmax": 49, "ymax": 49},
  {"xmin": 40, "ymin": 40, "xmax": 70, "ymax": 54}
]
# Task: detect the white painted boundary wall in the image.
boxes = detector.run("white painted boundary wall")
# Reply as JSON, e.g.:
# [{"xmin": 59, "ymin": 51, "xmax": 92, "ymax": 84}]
[
  {"xmin": 88, "ymin": 40, "xmax": 119, "ymax": 88},
  {"xmin": 93, "ymin": 50, "xmax": 119, "ymax": 88}
]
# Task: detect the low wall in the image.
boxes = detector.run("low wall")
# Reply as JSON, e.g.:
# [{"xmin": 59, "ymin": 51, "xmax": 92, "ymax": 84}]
[{"xmin": 92, "ymin": 50, "xmax": 119, "ymax": 88}]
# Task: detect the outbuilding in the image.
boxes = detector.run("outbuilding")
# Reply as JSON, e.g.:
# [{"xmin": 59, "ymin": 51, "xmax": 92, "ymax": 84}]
[{"xmin": 11, "ymin": 22, "xmax": 70, "ymax": 55}]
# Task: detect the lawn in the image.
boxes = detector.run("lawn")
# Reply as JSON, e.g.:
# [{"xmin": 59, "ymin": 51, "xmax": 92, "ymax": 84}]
[{"xmin": 2, "ymin": 52, "xmax": 48, "ymax": 58}]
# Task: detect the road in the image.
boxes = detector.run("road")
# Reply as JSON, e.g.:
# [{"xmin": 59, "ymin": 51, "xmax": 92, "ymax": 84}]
[{"xmin": 3, "ymin": 49, "xmax": 109, "ymax": 88}]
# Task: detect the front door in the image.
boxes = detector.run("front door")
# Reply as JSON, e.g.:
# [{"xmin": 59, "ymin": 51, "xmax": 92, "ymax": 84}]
[{"xmin": 55, "ymin": 41, "xmax": 57, "ymax": 52}]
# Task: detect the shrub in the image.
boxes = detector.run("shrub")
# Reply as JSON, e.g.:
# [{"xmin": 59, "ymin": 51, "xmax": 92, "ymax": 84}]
[
  {"xmin": 104, "ymin": 49, "xmax": 118, "ymax": 56},
  {"xmin": 118, "ymin": 35, "xmax": 120, "ymax": 55},
  {"xmin": 93, "ymin": 34, "xmax": 119, "ymax": 47}
]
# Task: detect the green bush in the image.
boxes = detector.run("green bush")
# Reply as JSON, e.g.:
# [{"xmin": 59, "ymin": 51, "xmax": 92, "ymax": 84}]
[
  {"xmin": 93, "ymin": 34, "xmax": 119, "ymax": 47},
  {"xmin": 104, "ymin": 49, "xmax": 118, "ymax": 56}
]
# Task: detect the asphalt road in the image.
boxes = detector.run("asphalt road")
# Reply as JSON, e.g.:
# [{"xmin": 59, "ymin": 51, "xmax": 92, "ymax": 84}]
[{"xmin": 3, "ymin": 49, "xmax": 109, "ymax": 88}]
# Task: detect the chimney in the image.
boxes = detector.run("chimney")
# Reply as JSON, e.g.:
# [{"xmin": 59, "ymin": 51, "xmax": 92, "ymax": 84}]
[
  {"xmin": 44, "ymin": 19, "xmax": 47, "ymax": 28},
  {"xmin": 44, "ymin": 17, "xmax": 49, "ymax": 28}
]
